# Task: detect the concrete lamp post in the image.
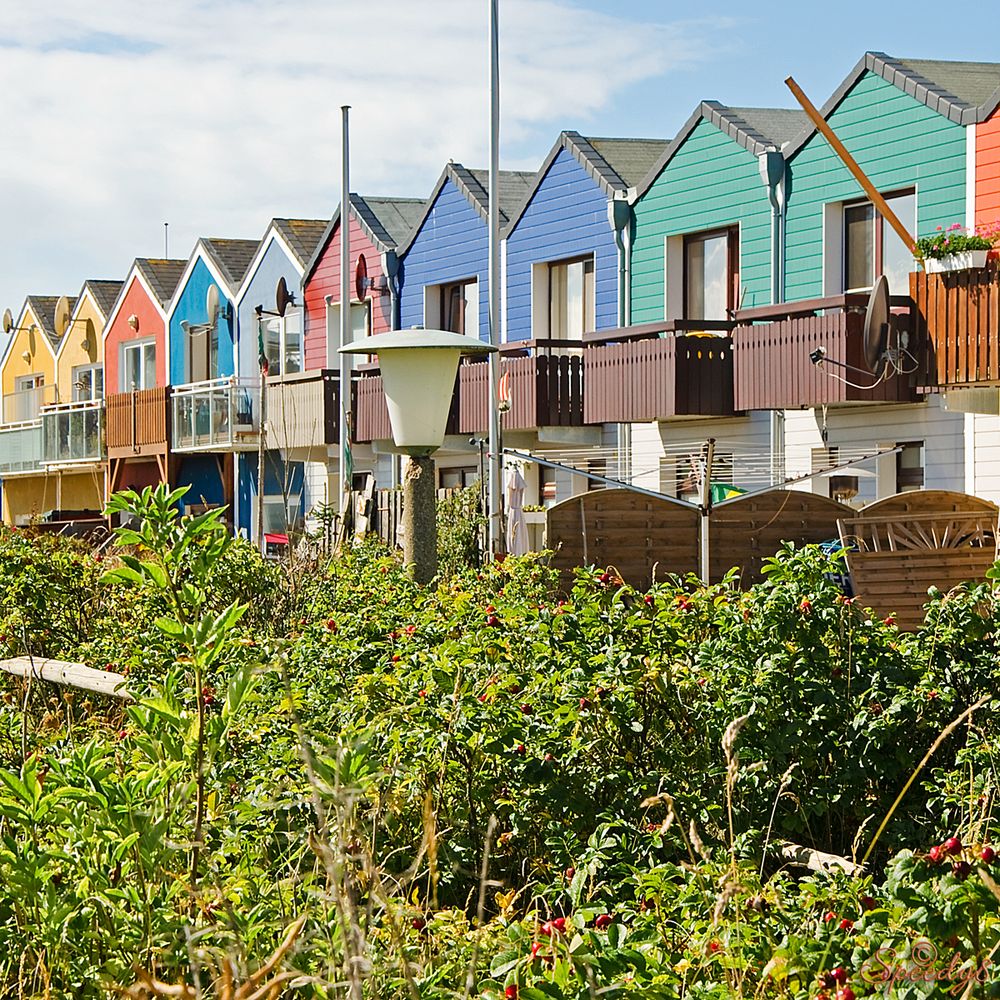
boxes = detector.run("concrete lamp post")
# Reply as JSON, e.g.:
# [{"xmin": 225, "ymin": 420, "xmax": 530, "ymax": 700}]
[{"xmin": 339, "ymin": 329, "xmax": 497, "ymax": 583}]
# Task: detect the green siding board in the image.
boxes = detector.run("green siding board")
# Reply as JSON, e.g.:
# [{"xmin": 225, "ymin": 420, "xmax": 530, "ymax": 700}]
[
  {"xmin": 631, "ymin": 120, "xmax": 774, "ymax": 321},
  {"xmin": 785, "ymin": 72, "xmax": 967, "ymax": 302}
]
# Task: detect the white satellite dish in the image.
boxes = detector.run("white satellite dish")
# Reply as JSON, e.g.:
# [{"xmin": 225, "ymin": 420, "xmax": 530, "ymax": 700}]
[
  {"xmin": 2, "ymin": 309, "xmax": 12, "ymax": 334},
  {"xmin": 54, "ymin": 296, "xmax": 72, "ymax": 337},
  {"xmin": 206, "ymin": 285, "xmax": 221, "ymax": 325}
]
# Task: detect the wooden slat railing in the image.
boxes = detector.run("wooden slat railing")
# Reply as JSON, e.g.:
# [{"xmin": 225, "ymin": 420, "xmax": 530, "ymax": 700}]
[
  {"xmin": 265, "ymin": 370, "xmax": 338, "ymax": 451},
  {"xmin": 911, "ymin": 265, "xmax": 1000, "ymax": 387},
  {"xmin": 106, "ymin": 388, "xmax": 170, "ymax": 459},
  {"xmin": 353, "ymin": 369, "xmax": 459, "ymax": 443}
]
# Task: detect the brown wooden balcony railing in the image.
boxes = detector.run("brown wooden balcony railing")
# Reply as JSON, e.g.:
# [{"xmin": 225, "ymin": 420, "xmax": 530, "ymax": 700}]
[
  {"xmin": 106, "ymin": 387, "xmax": 170, "ymax": 459},
  {"xmin": 459, "ymin": 340, "xmax": 584, "ymax": 433},
  {"xmin": 732, "ymin": 294, "xmax": 916, "ymax": 410},
  {"xmin": 582, "ymin": 321, "xmax": 735, "ymax": 424},
  {"xmin": 911, "ymin": 265, "xmax": 1000, "ymax": 387},
  {"xmin": 353, "ymin": 366, "xmax": 460, "ymax": 444},
  {"xmin": 265, "ymin": 369, "xmax": 339, "ymax": 451}
]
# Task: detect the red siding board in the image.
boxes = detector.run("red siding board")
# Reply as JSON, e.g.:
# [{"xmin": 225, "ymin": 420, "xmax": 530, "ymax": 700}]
[
  {"xmin": 104, "ymin": 274, "xmax": 168, "ymax": 393},
  {"xmin": 976, "ymin": 113, "xmax": 1000, "ymax": 227}
]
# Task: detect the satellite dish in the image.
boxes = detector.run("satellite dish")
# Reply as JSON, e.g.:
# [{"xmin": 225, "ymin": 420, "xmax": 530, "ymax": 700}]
[
  {"xmin": 54, "ymin": 295, "xmax": 72, "ymax": 337},
  {"xmin": 355, "ymin": 253, "xmax": 369, "ymax": 302},
  {"xmin": 2, "ymin": 308, "xmax": 12, "ymax": 334},
  {"xmin": 275, "ymin": 276, "xmax": 292, "ymax": 317},
  {"xmin": 862, "ymin": 275, "xmax": 890, "ymax": 376},
  {"xmin": 206, "ymin": 285, "xmax": 220, "ymax": 325}
]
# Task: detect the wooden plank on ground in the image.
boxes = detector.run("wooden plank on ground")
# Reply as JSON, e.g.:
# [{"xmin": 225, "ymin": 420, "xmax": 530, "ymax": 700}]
[{"xmin": 0, "ymin": 658, "xmax": 133, "ymax": 701}]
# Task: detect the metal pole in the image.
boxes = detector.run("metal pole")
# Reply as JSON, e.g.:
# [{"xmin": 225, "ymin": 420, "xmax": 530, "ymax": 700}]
[
  {"xmin": 255, "ymin": 318, "xmax": 267, "ymax": 552},
  {"xmin": 487, "ymin": 0, "xmax": 503, "ymax": 556},
  {"xmin": 339, "ymin": 106, "xmax": 352, "ymax": 518},
  {"xmin": 699, "ymin": 438, "xmax": 715, "ymax": 584}
]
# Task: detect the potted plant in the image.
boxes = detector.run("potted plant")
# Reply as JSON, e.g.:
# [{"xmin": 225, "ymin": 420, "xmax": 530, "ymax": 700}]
[{"xmin": 914, "ymin": 222, "xmax": 998, "ymax": 273}]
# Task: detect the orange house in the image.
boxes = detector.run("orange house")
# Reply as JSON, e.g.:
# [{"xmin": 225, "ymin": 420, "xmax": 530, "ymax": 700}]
[{"xmin": 976, "ymin": 93, "xmax": 1000, "ymax": 227}]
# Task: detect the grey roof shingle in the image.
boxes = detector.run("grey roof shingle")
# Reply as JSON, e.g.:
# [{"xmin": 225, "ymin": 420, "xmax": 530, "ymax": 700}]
[
  {"xmin": 26, "ymin": 295, "xmax": 75, "ymax": 351},
  {"xmin": 466, "ymin": 169, "xmax": 537, "ymax": 224},
  {"xmin": 202, "ymin": 238, "xmax": 260, "ymax": 291},
  {"xmin": 585, "ymin": 137, "xmax": 671, "ymax": 187},
  {"xmin": 271, "ymin": 218, "xmax": 328, "ymax": 269},
  {"xmin": 725, "ymin": 108, "xmax": 810, "ymax": 149},
  {"xmin": 895, "ymin": 58, "xmax": 1000, "ymax": 111},
  {"xmin": 83, "ymin": 280, "xmax": 124, "ymax": 321},
  {"xmin": 356, "ymin": 196, "xmax": 427, "ymax": 249},
  {"xmin": 135, "ymin": 259, "xmax": 187, "ymax": 309}
]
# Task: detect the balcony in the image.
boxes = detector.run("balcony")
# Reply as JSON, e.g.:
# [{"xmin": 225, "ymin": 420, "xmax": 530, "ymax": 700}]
[
  {"xmin": 106, "ymin": 387, "xmax": 171, "ymax": 460},
  {"xmin": 171, "ymin": 377, "xmax": 258, "ymax": 452},
  {"xmin": 265, "ymin": 369, "xmax": 339, "ymax": 451},
  {"xmin": 41, "ymin": 400, "xmax": 104, "ymax": 467},
  {"xmin": 732, "ymin": 294, "xmax": 916, "ymax": 410},
  {"xmin": 459, "ymin": 341, "xmax": 584, "ymax": 433},
  {"xmin": 2, "ymin": 384, "xmax": 57, "ymax": 424},
  {"xmin": 911, "ymin": 264, "xmax": 1000, "ymax": 388},
  {"xmin": 354, "ymin": 365, "xmax": 459, "ymax": 444},
  {"xmin": 0, "ymin": 422, "xmax": 43, "ymax": 476},
  {"xmin": 583, "ymin": 321, "xmax": 735, "ymax": 424}
]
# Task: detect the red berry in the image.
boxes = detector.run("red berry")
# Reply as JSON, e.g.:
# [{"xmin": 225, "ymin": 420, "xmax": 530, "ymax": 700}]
[
  {"xmin": 508, "ymin": 683, "xmax": 521, "ymax": 694},
  {"xmin": 487, "ymin": 615, "xmax": 500, "ymax": 627},
  {"xmin": 860, "ymin": 895, "xmax": 876, "ymax": 911},
  {"xmin": 952, "ymin": 860, "xmax": 971, "ymax": 880},
  {"xmin": 838, "ymin": 918, "xmax": 854, "ymax": 932},
  {"xmin": 579, "ymin": 697, "xmax": 591, "ymax": 710},
  {"xmin": 505, "ymin": 987, "xmax": 518, "ymax": 1000},
  {"xmin": 117, "ymin": 728, "xmax": 128, "ymax": 741},
  {"xmin": 564, "ymin": 866, "xmax": 576, "ymax": 880},
  {"xmin": 411, "ymin": 917, "xmax": 425, "ymax": 930},
  {"xmin": 980, "ymin": 846, "xmax": 996, "ymax": 864},
  {"xmin": 599, "ymin": 572, "xmax": 610, "ymax": 584},
  {"xmin": 530, "ymin": 941, "xmax": 542, "ymax": 958},
  {"xmin": 544, "ymin": 753, "xmax": 555, "ymax": 763},
  {"xmin": 643, "ymin": 594, "xmax": 654, "ymax": 606},
  {"xmin": 515, "ymin": 743, "xmax": 526, "ymax": 755},
  {"xmin": 594, "ymin": 914, "xmax": 612, "ymax": 930},
  {"xmin": 823, "ymin": 911, "xmax": 837, "ymax": 923},
  {"xmin": 478, "ymin": 694, "xmax": 488, "ymax": 703},
  {"xmin": 552, "ymin": 917, "xmax": 566, "ymax": 933},
  {"xmin": 418, "ymin": 689, "xmax": 427, "ymax": 699},
  {"xmin": 520, "ymin": 704, "xmax": 533, "ymax": 715},
  {"xmin": 832, "ymin": 967, "xmax": 848, "ymax": 984},
  {"xmin": 944, "ymin": 836, "xmax": 962, "ymax": 855},
  {"xmin": 836, "ymin": 989, "xmax": 855, "ymax": 1000},
  {"xmin": 540, "ymin": 921, "xmax": 552, "ymax": 937},
  {"xmin": 799, "ymin": 597, "xmax": 812, "ymax": 614},
  {"xmin": 928, "ymin": 845, "xmax": 945, "ymax": 864},
  {"xmin": 325, "ymin": 618, "xmax": 337, "ymax": 631},
  {"xmin": 708, "ymin": 939, "xmax": 721, "ymax": 953}
]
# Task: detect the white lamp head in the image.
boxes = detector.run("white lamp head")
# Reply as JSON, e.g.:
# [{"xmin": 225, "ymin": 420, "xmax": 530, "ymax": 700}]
[{"xmin": 340, "ymin": 329, "xmax": 496, "ymax": 456}]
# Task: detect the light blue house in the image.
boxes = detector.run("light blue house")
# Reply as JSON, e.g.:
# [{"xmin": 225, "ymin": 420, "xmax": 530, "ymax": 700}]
[{"xmin": 503, "ymin": 131, "xmax": 667, "ymax": 340}]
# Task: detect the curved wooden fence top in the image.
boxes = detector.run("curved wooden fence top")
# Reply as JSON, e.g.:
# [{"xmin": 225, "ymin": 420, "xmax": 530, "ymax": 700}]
[{"xmin": 860, "ymin": 489, "xmax": 998, "ymax": 519}]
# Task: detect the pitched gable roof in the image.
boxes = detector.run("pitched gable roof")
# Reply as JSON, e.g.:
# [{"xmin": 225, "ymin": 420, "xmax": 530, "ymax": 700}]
[
  {"xmin": 302, "ymin": 194, "xmax": 426, "ymax": 285},
  {"xmin": 271, "ymin": 218, "xmax": 328, "ymax": 270},
  {"xmin": 201, "ymin": 238, "xmax": 259, "ymax": 291},
  {"xmin": 26, "ymin": 295, "xmax": 75, "ymax": 352},
  {"xmin": 397, "ymin": 163, "xmax": 536, "ymax": 255},
  {"xmin": 784, "ymin": 52, "xmax": 1000, "ymax": 158},
  {"xmin": 635, "ymin": 101, "xmax": 803, "ymax": 199},
  {"xmin": 504, "ymin": 131, "xmax": 669, "ymax": 234},
  {"xmin": 135, "ymin": 258, "xmax": 187, "ymax": 309},
  {"xmin": 83, "ymin": 280, "xmax": 124, "ymax": 321}
]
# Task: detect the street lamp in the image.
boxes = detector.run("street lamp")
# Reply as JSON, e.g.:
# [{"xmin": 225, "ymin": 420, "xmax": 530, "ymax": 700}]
[{"xmin": 339, "ymin": 329, "xmax": 496, "ymax": 583}]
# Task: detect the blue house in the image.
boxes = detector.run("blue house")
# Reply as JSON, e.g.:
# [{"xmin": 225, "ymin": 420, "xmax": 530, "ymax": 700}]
[
  {"xmin": 397, "ymin": 163, "xmax": 534, "ymax": 338},
  {"xmin": 502, "ymin": 132, "xmax": 667, "ymax": 340},
  {"xmin": 165, "ymin": 237, "xmax": 258, "ymax": 527},
  {"xmin": 234, "ymin": 218, "xmax": 327, "ymax": 541}
]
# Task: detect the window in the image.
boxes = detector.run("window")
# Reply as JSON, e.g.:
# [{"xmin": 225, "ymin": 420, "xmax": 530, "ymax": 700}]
[
  {"xmin": 438, "ymin": 279, "xmax": 478, "ymax": 336},
  {"xmin": 71, "ymin": 364, "xmax": 103, "ymax": 402},
  {"xmin": 262, "ymin": 496, "xmax": 302, "ymax": 535},
  {"xmin": 896, "ymin": 440, "xmax": 924, "ymax": 492},
  {"xmin": 262, "ymin": 308, "xmax": 303, "ymax": 377},
  {"xmin": 327, "ymin": 300, "xmax": 371, "ymax": 362},
  {"xmin": 684, "ymin": 228, "xmax": 739, "ymax": 321},
  {"xmin": 539, "ymin": 466, "xmax": 558, "ymax": 508},
  {"xmin": 439, "ymin": 466, "xmax": 478, "ymax": 490},
  {"xmin": 121, "ymin": 340, "xmax": 156, "ymax": 391},
  {"xmin": 12, "ymin": 374, "xmax": 45, "ymax": 421},
  {"xmin": 188, "ymin": 321, "xmax": 220, "ymax": 382},
  {"xmin": 547, "ymin": 257, "xmax": 594, "ymax": 339},
  {"xmin": 843, "ymin": 190, "xmax": 916, "ymax": 295}
]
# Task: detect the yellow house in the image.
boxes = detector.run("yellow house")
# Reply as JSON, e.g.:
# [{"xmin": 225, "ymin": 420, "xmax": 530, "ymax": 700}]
[{"xmin": 0, "ymin": 282, "xmax": 120, "ymax": 525}]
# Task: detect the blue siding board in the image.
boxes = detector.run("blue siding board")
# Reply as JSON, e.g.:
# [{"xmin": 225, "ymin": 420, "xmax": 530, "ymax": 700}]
[
  {"xmin": 504, "ymin": 147, "xmax": 619, "ymax": 340},
  {"xmin": 168, "ymin": 256, "xmax": 236, "ymax": 385}
]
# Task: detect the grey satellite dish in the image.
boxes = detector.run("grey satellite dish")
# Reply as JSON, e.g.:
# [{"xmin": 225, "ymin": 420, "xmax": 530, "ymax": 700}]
[
  {"xmin": 206, "ymin": 285, "xmax": 221, "ymax": 325},
  {"xmin": 275, "ymin": 276, "xmax": 292, "ymax": 317},
  {"xmin": 2, "ymin": 308, "xmax": 12, "ymax": 334},
  {"xmin": 863, "ymin": 275, "xmax": 890, "ymax": 376},
  {"xmin": 54, "ymin": 295, "xmax": 72, "ymax": 338}
]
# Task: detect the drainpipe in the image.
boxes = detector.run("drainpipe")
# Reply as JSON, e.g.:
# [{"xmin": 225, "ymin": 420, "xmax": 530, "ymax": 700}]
[{"xmin": 607, "ymin": 194, "xmax": 634, "ymax": 482}]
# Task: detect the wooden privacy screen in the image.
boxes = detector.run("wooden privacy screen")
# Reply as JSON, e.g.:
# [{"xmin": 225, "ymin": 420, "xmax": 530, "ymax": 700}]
[
  {"xmin": 839, "ymin": 490, "xmax": 999, "ymax": 630},
  {"xmin": 545, "ymin": 488, "xmax": 853, "ymax": 589}
]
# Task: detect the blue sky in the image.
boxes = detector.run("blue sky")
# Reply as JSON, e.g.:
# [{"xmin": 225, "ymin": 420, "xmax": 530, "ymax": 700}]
[{"xmin": 0, "ymin": 0, "xmax": 998, "ymax": 337}]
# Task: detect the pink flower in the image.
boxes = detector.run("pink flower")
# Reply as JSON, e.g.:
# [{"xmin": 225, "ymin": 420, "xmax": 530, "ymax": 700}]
[{"xmin": 949, "ymin": 222, "xmax": 963, "ymax": 231}]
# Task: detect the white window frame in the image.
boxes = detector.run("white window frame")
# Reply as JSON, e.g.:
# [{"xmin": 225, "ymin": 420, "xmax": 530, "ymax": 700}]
[
  {"xmin": 120, "ymin": 338, "xmax": 156, "ymax": 392},
  {"xmin": 326, "ymin": 300, "xmax": 371, "ymax": 367},
  {"xmin": 262, "ymin": 307, "xmax": 304, "ymax": 377},
  {"xmin": 71, "ymin": 362, "xmax": 104, "ymax": 402},
  {"xmin": 531, "ymin": 255, "xmax": 595, "ymax": 340},
  {"xmin": 426, "ymin": 277, "xmax": 479, "ymax": 336}
]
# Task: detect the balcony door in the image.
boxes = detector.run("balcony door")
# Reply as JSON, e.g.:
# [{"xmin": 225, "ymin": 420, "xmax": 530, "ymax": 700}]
[
  {"xmin": 684, "ymin": 227, "xmax": 739, "ymax": 321},
  {"xmin": 189, "ymin": 322, "xmax": 220, "ymax": 383},
  {"xmin": 12, "ymin": 374, "xmax": 45, "ymax": 422},
  {"xmin": 72, "ymin": 363, "xmax": 104, "ymax": 402},
  {"xmin": 262, "ymin": 309, "xmax": 303, "ymax": 377},
  {"xmin": 122, "ymin": 340, "xmax": 156, "ymax": 392}
]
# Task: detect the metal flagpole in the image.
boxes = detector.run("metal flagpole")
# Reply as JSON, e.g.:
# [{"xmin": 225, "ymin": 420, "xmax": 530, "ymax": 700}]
[
  {"xmin": 339, "ymin": 106, "xmax": 352, "ymax": 526},
  {"xmin": 487, "ymin": 0, "xmax": 503, "ymax": 556}
]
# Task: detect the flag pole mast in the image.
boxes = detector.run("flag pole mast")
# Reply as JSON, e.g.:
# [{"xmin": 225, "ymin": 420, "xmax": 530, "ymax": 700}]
[
  {"xmin": 487, "ymin": 0, "xmax": 503, "ymax": 556},
  {"xmin": 339, "ymin": 106, "xmax": 352, "ymax": 527}
]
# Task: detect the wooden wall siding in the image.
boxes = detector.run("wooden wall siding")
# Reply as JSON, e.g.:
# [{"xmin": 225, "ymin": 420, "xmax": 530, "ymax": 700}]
[
  {"xmin": 105, "ymin": 275, "xmax": 167, "ymax": 393},
  {"xmin": 546, "ymin": 490, "xmax": 700, "ymax": 589},
  {"xmin": 631, "ymin": 120, "xmax": 774, "ymax": 323},
  {"xmin": 976, "ymin": 112, "xmax": 1000, "ymax": 226},
  {"xmin": 106, "ymin": 387, "xmax": 170, "ymax": 459},
  {"xmin": 458, "ymin": 353, "xmax": 584, "ymax": 432},
  {"xmin": 399, "ymin": 180, "xmax": 490, "ymax": 337},
  {"xmin": 504, "ymin": 147, "xmax": 620, "ymax": 340},
  {"xmin": 784, "ymin": 72, "xmax": 966, "ymax": 302},
  {"xmin": 911, "ymin": 266, "xmax": 1000, "ymax": 387},
  {"xmin": 733, "ymin": 309, "xmax": 915, "ymax": 409},
  {"xmin": 709, "ymin": 490, "xmax": 852, "ymax": 584},
  {"xmin": 840, "ymin": 506, "xmax": 999, "ymax": 630},
  {"xmin": 265, "ymin": 370, "xmax": 338, "ymax": 450},
  {"xmin": 584, "ymin": 335, "xmax": 734, "ymax": 423},
  {"xmin": 169, "ymin": 257, "xmax": 236, "ymax": 385},
  {"xmin": 304, "ymin": 215, "xmax": 391, "ymax": 370}
]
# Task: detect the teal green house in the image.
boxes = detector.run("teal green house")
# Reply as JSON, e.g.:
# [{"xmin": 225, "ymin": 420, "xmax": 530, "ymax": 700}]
[
  {"xmin": 630, "ymin": 102, "xmax": 807, "ymax": 325},
  {"xmin": 783, "ymin": 52, "xmax": 979, "ymax": 302}
]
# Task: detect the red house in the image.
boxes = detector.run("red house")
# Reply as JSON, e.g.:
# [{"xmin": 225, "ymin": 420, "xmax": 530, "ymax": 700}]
[{"xmin": 302, "ymin": 195, "xmax": 424, "ymax": 367}]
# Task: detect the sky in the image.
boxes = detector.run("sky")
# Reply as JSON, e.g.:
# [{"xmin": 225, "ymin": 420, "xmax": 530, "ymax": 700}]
[{"xmin": 1, "ymin": 0, "xmax": 999, "ymax": 330}]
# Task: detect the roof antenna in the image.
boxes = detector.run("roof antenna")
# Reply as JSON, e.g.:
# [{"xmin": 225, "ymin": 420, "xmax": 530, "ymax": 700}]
[{"xmin": 164, "ymin": 222, "xmax": 169, "ymax": 259}]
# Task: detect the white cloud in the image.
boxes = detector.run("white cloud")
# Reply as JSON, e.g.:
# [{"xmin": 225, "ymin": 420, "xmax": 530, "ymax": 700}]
[{"xmin": 0, "ymin": 1, "xmax": 730, "ymax": 320}]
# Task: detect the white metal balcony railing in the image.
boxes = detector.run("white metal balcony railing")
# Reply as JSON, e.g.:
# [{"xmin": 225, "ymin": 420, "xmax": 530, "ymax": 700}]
[
  {"xmin": 41, "ymin": 399, "xmax": 104, "ymax": 466},
  {"xmin": 2, "ymin": 384, "xmax": 57, "ymax": 424},
  {"xmin": 0, "ymin": 421, "xmax": 44, "ymax": 476},
  {"xmin": 171, "ymin": 376, "xmax": 259, "ymax": 452}
]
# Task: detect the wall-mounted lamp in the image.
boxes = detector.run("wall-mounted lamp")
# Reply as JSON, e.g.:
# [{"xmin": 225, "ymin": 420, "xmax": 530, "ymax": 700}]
[
  {"xmin": 127, "ymin": 314, "xmax": 139, "ymax": 332},
  {"xmin": 21, "ymin": 350, "xmax": 31, "ymax": 364}
]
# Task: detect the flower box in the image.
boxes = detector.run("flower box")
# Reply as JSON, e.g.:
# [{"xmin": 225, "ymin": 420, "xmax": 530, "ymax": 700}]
[{"xmin": 924, "ymin": 250, "xmax": 989, "ymax": 273}]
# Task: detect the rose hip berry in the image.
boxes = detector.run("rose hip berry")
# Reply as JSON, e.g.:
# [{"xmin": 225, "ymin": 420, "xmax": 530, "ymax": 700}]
[
  {"xmin": 928, "ymin": 845, "xmax": 945, "ymax": 864},
  {"xmin": 411, "ymin": 917, "xmax": 426, "ymax": 931},
  {"xmin": 594, "ymin": 914, "xmax": 612, "ymax": 930},
  {"xmin": 980, "ymin": 846, "xmax": 996, "ymax": 864},
  {"xmin": 520, "ymin": 704, "xmax": 533, "ymax": 715},
  {"xmin": 944, "ymin": 836, "xmax": 962, "ymax": 856},
  {"xmin": 952, "ymin": 860, "xmax": 971, "ymax": 880},
  {"xmin": 505, "ymin": 986, "xmax": 518, "ymax": 999},
  {"xmin": 579, "ymin": 697, "xmax": 591, "ymax": 710}
]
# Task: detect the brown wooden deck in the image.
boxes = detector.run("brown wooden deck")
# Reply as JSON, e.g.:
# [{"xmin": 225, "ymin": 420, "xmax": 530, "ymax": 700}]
[
  {"xmin": 265, "ymin": 370, "xmax": 338, "ymax": 450},
  {"xmin": 353, "ymin": 366, "xmax": 459, "ymax": 444},
  {"xmin": 106, "ymin": 387, "xmax": 170, "ymax": 459}
]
